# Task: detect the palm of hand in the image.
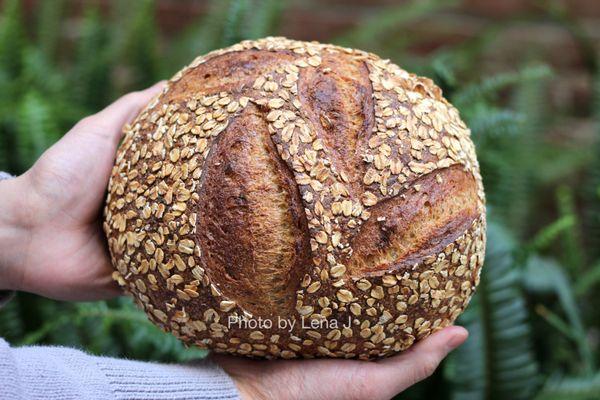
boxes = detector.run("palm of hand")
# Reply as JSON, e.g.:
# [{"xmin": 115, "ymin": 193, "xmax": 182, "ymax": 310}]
[
  {"xmin": 13, "ymin": 85, "xmax": 164, "ymax": 300},
  {"xmin": 214, "ymin": 326, "xmax": 467, "ymax": 400}
]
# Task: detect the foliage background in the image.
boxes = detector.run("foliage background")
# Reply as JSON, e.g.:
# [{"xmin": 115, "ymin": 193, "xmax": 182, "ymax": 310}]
[{"xmin": 0, "ymin": 0, "xmax": 599, "ymax": 398}]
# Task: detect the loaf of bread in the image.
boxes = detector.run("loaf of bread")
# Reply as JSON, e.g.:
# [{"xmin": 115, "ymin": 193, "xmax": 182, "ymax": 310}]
[{"xmin": 103, "ymin": 37, "xmax": 486, "ymax": 359}]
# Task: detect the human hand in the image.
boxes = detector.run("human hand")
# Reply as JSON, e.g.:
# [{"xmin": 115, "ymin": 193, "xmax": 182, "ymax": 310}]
[
  {"xmin": 214, "ymin": 325, "xmax": 468, "ymax": 400},
  {"xmin": 0, "ymin": 82, "xmax": 165, "ymax": 300}
]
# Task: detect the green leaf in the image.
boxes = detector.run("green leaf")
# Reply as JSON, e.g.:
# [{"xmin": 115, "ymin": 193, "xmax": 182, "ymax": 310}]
[
  {"xmin": 525, "ymin": 215, "xmax": 575, "ymax": 254},
  {"xmin": 446, "ymin": 223, "xmax": 540, "ymax": 400},
  {"xmin": 574, "ymin": 260, "xmax": 600, "ymax": 296},
  {"xmin": 0, "ymin": 295, "xmax": 24, "ymax": 342},
  {"xmin": 582, "ymin": 63, "xmax": 600, "ymax": 259},
  {"xmin": 36, "ymin": 0, "xmax": 65, "ymax": 60},
  {"xmin": 72, "ymin": 5, "xmax": 111, "ymax": 109},
  {"xmin": 467, "ymin": 107, "xmax": 524, "ymax": 140},
  {"xmin": 0, "ymin": 0, "xmax": 25, "ymax": 80},
  {"xmin": 555, "ymin": 186, "xmax": 585, "ymax": 273},
  {"xmin": 15, "ymin": 90, "xmax": 60, "ymax": 169},
  {"xmin": 453, "ymin": 65, "xmax": 552, "ymax": 108},
  {"xmin": 334, "ymin": 0, "xmax": 456, "ymax": 51},
  {"xmin": 112, "ymin": 0, "xmax": 159, "ymax": 89},
  {"xmin": 535, "ymin": 372, "xmax": 600, "ymax": 400},
  {"xmin": 221, "ymin": 0, "xmax": 251, "ymax": 46},
  {"xmin": 523, "ymin": 256, "xmax": 594, "ymax": 373},
  {"xmin": 245, "ymin": 0, "xmax": 285, "ymax": 39},
  {"xmin": 0, "ymin": 0, "xmax": 26, "ymax": 172}
]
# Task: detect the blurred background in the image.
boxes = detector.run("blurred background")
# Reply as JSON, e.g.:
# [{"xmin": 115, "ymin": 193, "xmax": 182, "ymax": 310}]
[{"xmin": 0, "ymin": 0, "xmax": 599, "ymax": 399}]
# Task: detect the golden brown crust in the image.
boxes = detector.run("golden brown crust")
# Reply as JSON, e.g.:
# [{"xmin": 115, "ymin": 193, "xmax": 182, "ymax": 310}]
[
  {"xmin": 297, "ymin": 52, "xmax": 374, "ymax": 193},
  {"xmin": 197, "ymin": 105, "xmax": 311, "ymax": 317},
  {"xmin": 347, "ymin": 165, "xmax": 479, "ymax": 277},
  {"xmin": 103, "ymin": 37, "xmax": 486, "ymax": 359}
]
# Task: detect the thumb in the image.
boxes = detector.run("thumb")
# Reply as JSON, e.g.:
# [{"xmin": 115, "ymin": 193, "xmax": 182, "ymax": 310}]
[
  {"xmin": 377, "ymin": 326, "xmax": 468, "ymax": 394},
  {"xmin": 26, "ymin": 81, "xmax": 167, "ymax": 213},
  {"xmin": 67, "ymin": 80, "xmax": 167, "ymax": 145}
]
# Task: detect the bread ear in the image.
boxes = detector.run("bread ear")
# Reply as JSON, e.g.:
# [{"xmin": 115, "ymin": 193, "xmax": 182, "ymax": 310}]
[
  {"xmin": 297, "ymin": 52, "xmax": 374, "ymax": 191},
  {"xmin": 197, "ymin": 105, "xmax": 310, "ymax": 317},
  {"xmin": 347, "ymin": 165, "xmax": 480, "ymax": 277}
]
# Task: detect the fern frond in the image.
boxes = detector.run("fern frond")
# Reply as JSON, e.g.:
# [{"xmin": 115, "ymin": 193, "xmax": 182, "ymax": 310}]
[
  {"xmin": 574, "ymin": 260, "xmax": 600, "ymax": 296},
  {"xmin": 428, "ymin": 52, "xmax": 458, "ymax": 93},
  {"xmin": 0, "ymin": 0, "xmax": 25, "ymax": 80},
  {"xmin": 535, "ymin": 372, "xmax": 600, "ymax": 400},
  {"xmin": 535, "ymin": 304, "xmax": 579, "ymax": 342},
  {"xmin": 523, "ymin": 256, "xmax": 594, "ymax": 373},
  {"xmin": 446, "ymin": 223, "xmax": 540, "ymax": 400},
  {"xmin": 453, "ymin": 65, "xmax": 552, "ymax": 107},
  {"xmin": 468, "ymin": 64, "xmax": 551, "ymax": 240},
  {"xmin": 495, "ymin": 65, "xmax": 550, "ymax": 238},
  {"xmin": 86, "ymin": 299, "xmax": 209, "ymax": 361},
  {"xmin": 72, "ymin": 5, "xmax": 111, "ymax": 110},
  {"xmin": 334, "ymin": 0, "xmax": 456, "ymax": 50},
  {"xmin": 0, "ymin": 0, "xmax": 26, "ymax": 172},
  {"xmin": 162, "ymin": 1, "xmax": 229, "ymax": 74},
  {"xmin": 582, "ymin": 63, "xmax": 600, "ymax": 259},
  {"xmin": 164, "ymin": 0, "xmax": 285, "ymax": 76},
  {"xmin": 480, "ymin": 151, "xmax": 530, "ymax": 239},
  {"xmin": 0, "ymin": 295, "xmax": 24, "ymax": 342},
  {"xmin": 466, "ymin": 107, "xmax": 524, "ymax": 142},
  {"xmin": 21, "ymin": 47, "xmax": 66, "ymax": 98},
  {"xmin": 36, "ymin": 0, "xmax": 65, "ymax": 61},
  {"xmin": 534, "ymin": 144, "xmax": 594, "ymax": 185},
  {"xmin": 15, "ymin": 90, "xmax": 60, "ymax": 169},
  {"xmin": 113, "ymin": 0, "xmax": 158, "ymax": 89},
  {"xmin": 21, "ymin": 298, "xmax": 207, "ymax": 362},
  {"xmin": 556, "ymin": 186, "xmax": 585, "ymax": 273},
  {"xmin": 245, "ymin": 0, "xmax": 285, "ymax": 39},
  {"xmin": 221, "ymin": 0, "xmax": 251, "ymax": 47},
  {"xmin": 526, "ymin": 215, "xmax": 575, "ymax": 254}
]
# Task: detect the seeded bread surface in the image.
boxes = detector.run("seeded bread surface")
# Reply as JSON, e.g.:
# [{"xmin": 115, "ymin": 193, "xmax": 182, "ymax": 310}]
[{"xmin": 103, "ymin": 37, "xmax": 486, "ymax": 359}]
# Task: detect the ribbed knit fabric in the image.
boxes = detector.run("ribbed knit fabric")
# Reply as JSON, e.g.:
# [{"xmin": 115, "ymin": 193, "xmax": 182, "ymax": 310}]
[{"xmin": 0, "ymin": 338, "xmax": 241, "ymax": 400}]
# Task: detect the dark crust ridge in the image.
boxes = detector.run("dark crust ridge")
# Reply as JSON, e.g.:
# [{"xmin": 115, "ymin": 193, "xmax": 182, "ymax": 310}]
[
  {"xmin": 297, "ymin": 51, "xmax": 375, "ymax": 197},
  {"xmin": 196, "ymin": 105, "xmax": 311, "ymax": 317},
  {"xmin": 164, "ymin": 49, "xmax": 297, "ymax": 101},
  {"xmin": 347, "ymin": 165, "xmax": 479, "ymax": 277}
]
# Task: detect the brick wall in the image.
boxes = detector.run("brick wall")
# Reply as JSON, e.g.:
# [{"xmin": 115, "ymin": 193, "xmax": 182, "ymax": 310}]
[
  {"xmin": 12, "ymin": 0, "xmax": 600, "ymax": 134},
  {"xmin": 143, "ymin": 0, "xmax": 597, "ymax": 128}
]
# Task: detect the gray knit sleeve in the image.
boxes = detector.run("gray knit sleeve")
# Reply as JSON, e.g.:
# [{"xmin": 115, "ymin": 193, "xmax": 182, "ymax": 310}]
[
  {"xmin": 0, "ymin": 338, "xmax": 241, "ymax": 400},
  {"xmin": 0, "ymin": 170, "xmax": 240, "ymax": 398}
]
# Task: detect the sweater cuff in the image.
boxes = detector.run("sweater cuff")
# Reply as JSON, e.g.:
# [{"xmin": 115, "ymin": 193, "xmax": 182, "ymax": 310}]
[
  {"xmin": 93, "ymin": 355, "xmax": 241, "ymax": 400},
  {"xmin": 3, "ymin": 339, "xmax": 241, "ymax": 400}
]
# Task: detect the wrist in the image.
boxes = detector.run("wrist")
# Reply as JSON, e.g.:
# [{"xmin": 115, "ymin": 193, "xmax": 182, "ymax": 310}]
[
  {"xmin": 230, "ymin": 375, "xmax": 265, "ymax": 400},
  {"xmin": 0, "ymin": 174, "xmax": 33, "ymax": 291},
  {"xmin": 212, "ymin": 357, "xmax": 264, "ymax": 400}
]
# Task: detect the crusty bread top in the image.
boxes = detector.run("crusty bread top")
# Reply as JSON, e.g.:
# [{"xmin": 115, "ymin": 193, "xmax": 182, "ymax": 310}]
[{"xmin": 104, "ymin": 37, "xmax": 486, "ymax": 359}]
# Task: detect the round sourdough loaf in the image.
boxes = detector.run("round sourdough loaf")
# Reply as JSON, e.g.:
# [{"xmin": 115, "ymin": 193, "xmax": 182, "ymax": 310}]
[{"xmin": 103, "ymin": 37, "xmax": 486, "ymax": 359}]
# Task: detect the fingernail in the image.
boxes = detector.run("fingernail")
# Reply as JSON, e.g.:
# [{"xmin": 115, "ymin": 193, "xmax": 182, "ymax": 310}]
[
  {"xmin": 446, "ymin": 328, "xmax": 468, "ymax": 351},
  {"xmin": 146, "ymin": 81, "xmax": 167, "ymax": 92}
]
